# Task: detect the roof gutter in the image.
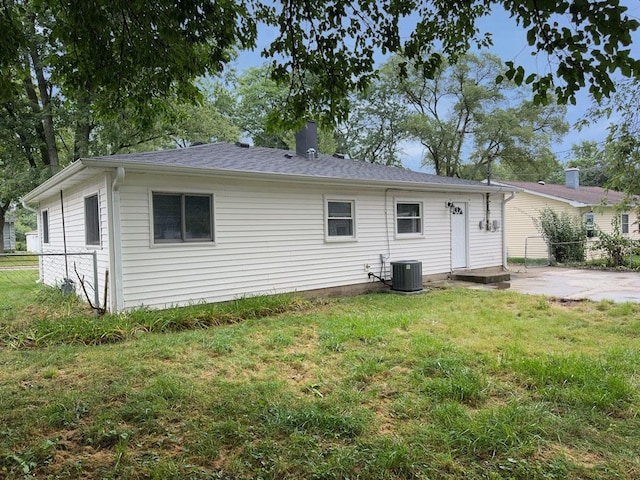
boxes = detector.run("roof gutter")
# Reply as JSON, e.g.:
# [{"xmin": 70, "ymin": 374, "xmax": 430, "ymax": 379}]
[
  {"xmin": 81, "ymin": 159, "xmax": 517, "ymax": 195},
  {"xmin": 21, "ymin": 161, "xmax": 86, "ymax": 203}
]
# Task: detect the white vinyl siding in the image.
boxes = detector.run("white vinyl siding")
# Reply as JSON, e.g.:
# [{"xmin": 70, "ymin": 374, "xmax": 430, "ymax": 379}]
[
  {"xmin": 115, "ymin": 173, "xmax": 506, "ymax": 310},
  {"xmin": 37, "ymin": 174, "xmax": 110, "ymax": 308}
]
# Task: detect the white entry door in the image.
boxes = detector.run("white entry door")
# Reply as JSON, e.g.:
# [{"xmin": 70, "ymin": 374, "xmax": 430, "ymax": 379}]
[{"xmin": 451, "ymin": 204, "xmax": 468, "ymax": 269}]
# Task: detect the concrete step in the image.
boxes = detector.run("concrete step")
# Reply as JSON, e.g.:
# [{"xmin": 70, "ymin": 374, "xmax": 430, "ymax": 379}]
[{"xmin": 451, "ymin": 269, "xmax": 511, "ymax": 284}]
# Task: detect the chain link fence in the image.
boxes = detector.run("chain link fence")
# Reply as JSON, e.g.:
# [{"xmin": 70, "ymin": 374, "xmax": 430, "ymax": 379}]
[
  {"xmin": 524, "ymin": 236, "xmax": 550, "ymax": 267},
  {"xmin": 0, "ymin": 251, "xmax": 99, "ymax": 307},
  {"xmin": 525, "ymin": 237, "xmax": 595, "ymax": 267}
]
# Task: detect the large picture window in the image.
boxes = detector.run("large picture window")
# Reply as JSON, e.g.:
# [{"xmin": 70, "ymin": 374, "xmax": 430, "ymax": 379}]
[
  {"xmin": 327, "ymin": 200, "xmax": 355, "ymax": 238},
  {"xmin": 85, "ymin": 194, "xmax": 100, "ymax": 246},
  {"xmin": 153, "ymin": 193, "xmax": 213, "ymax": 243},
  {"xmin": 396, "ymin": 202, "xmax": 422, "ymax": 235}
]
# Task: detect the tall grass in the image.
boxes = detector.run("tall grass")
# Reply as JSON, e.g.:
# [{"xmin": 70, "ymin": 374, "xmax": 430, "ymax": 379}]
[{"xmin": 1, "ymin": 286, "xmax": 639, "ymax": 479}]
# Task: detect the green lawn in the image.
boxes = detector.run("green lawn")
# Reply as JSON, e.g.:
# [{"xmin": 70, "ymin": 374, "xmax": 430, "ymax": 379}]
[
  {"xmin": 0, "ymin": 254, "xmax": 39, "ymax": 267},
  {"xmin": 1, "ymin": 279, "xmax": 639, "ymax": 479}
]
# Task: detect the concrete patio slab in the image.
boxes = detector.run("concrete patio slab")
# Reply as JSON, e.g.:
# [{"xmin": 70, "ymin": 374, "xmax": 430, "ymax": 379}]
[{"xmin": 504, "ymin": 267, "xmax": 640, "ymax": 303}]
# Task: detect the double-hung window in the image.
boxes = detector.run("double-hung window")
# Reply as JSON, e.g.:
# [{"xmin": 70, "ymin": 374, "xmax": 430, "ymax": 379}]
[
  {"xmin": 153, "ymin": 193, "xmax": 213, "ymax": 243},
  {"xmin": 85, "ymin": 194, "xmax": 100, "ymax": 246},
  {"xmin": 396, "ymin": 202, "xmax": 423, "ymax": 235},
  {"xmin": 326, "ymin": 200, "xmax": 355, "ymax": 239},
  {"xmin": 584, "ymin": 213, "xmax": 595, "ymax": 238},
  {"xmin": 621, "ymin": 214, "xmax": 629, "ymax": 234}
]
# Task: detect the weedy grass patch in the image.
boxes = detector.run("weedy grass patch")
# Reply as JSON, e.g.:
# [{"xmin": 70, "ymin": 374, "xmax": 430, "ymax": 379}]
[{"xmin": 1, "ymin": 285, "xmax": 639, "ymax": 479}]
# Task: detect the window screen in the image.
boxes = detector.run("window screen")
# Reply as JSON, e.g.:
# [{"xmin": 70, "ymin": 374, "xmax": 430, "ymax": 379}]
[
  {"xmin": 397, "ymin": 202, "xmax": 422, "ymax": 234},
  {"xmin": 327, "ymin": 201, "xmax": 354, "ymax": 237}
]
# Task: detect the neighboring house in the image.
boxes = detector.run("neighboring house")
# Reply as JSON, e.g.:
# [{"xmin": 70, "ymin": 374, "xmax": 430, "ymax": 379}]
[
  {"xmin": 23, "ymin": 123, "xmax": 516, "ymax": 312},
  {"xmin": 2, "ymin": 217, "xmax": 16, "ymax": 252},
  {"xmin": 496, "ymin": 168, "xmax": 639, "ymax": 259}
]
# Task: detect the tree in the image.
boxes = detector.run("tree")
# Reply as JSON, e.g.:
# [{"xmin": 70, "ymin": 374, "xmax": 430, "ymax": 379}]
[
  {"xmin": 397, "ymin": 53, "xmax": 567, "ymax": 178},
  {"xmin": 1, "ymin": 1, "xmax": 246, "ymax": 245},
  {"xmin": 261, "ymin": 0, "xmax": 639, "ymax": 127},
  {"xmin": 561, "ymin": 141, "xmax": 610, "ymax": 187},
  {"xmin": 0, "ymin": 0, "xmax": 637, "ymax": 221},
  {"xmin": 596, "ymin": 79, "xmax": 640, "ymax": 204},
  {"xmin": 335, "ymin": 62, "xmax": 410, "ymax": 166},
  {"xmin": 2, "ymin": 1, "xmax": 637, "ymax": 133},
  {"xmin": 469, "ymin": 99, "xmax": 567, "ymax": 182},
  {"xmin": 233, "ymin": 66, "xmax": 338, "ymax": 154},
  {"xmin": 88, "ymin": 81, "xmax": 241, "ymax": 156},
  {"xmin": 535, "ymin": 208, "xmax": 587, "ymax": 264}
]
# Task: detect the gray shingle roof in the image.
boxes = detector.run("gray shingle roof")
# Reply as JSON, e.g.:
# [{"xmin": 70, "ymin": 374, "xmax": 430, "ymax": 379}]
[
  {"xmin": 87, "ymin": 142, "xmax": 492, "ymax": 188},
  {"xmin": 496, "ymin": 180, "xmax": 627, "ymax": 206}
]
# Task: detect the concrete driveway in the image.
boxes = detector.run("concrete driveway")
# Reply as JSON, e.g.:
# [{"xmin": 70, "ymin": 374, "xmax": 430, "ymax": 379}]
[{"xmin": 506, "ymin": 267, "xmax": 640, "ymax": 303}]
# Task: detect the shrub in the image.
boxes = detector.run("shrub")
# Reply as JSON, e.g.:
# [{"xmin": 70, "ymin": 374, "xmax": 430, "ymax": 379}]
[
  {"xmin": 591, "ymin": 217, "xmax": 640, "ymax": 268},
  {"xmin": 535, "ymin": 208, "xmax": 587, "ymax": 263}
]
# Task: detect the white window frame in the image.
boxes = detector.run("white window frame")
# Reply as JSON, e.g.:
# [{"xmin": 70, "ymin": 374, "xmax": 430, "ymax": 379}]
[
  {"xmin": 621, "ymin": 213, "xmax": 629, "ymax": 235},
  {"xmin": 149, "ymin": 190, "xmax": 216, "ymax": 246},
  {"xmin": 584, "ymin": 212, "xmax": 596, "ymax": 238},
  {"xmin": 395, "ymin": 199, "xmax": 424, "ymax": 238},
  {"xmin": 324, "ymin": 196, "xmax": 357, "ymax": 242},
  {"xmin": 84, "ymin": 193, "xmax": 101, "ymax": 247},
  {"xmin": 41, "ymin": 209, "xmax": 50, "ymax": 245}
]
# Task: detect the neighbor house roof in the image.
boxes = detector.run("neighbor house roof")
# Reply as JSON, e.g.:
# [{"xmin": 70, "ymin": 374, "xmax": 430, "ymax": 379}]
[
  {"xmin": 24, "ymin": 142, "xmax": 516, "ymax": 202},
  {"xmin": 494, "ymin": 180, "xmax": 627, "ymax": 207}
]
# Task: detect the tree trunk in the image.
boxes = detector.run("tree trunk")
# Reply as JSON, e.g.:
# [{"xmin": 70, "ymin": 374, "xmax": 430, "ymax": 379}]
[
  {"xmin": 22, "ymin": 70, "xmax": 50, "ymax": 167},
  {"xmin": 0, "ymin": 204, "xmax": 7, "ymax": 254},
  {"xmin": 26, "ymin": 14, "xmax": 59, "ymax": 174},
  {"xmin": 73, "ymin": 91, "xmax": 93, "ymax": 160}
]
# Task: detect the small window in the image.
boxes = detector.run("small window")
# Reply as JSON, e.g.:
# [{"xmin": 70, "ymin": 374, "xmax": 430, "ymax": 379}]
[
  {"xmin": 397, "ymin": 202, "xmax": 422, "ymax": 235},
  {"xmin": 153, "ymin": 193, "xmax": 213, "ymax": 243},
  {"xmin": 621, "ymin": 214, "xmax": 629, "ymax": 235},
  {"xmin": 42, "ymin": 210, "xmax": 49, "ymax": 244},
  {"xmin": 327, "ymin": 200, "xmax": 355, "ymax": 238},
  {"xmin": 85, "ymin": 194, "xmax": 100, "ymax": 245},
  {"xmin": 584, "ymin": 213, "xmax": 595, "ymax": 238}
]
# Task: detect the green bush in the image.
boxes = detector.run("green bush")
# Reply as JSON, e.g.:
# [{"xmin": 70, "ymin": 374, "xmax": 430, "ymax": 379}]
[
  {"xmin": 591, "ymin": 217, "xmax": 640, "ymax": 268},
  {"xmin": 535, "ymin": 208, "xmax": 587, "ymax": 263}
]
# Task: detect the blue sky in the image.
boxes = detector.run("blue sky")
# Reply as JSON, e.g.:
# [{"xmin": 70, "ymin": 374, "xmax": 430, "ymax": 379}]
[{"xmin": 232, "ymin": 3, "xmax": 640, "ymax": 173}]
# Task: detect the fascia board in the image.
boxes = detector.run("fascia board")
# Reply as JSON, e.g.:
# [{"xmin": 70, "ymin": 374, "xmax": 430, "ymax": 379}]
[{"xmin": 21, "ymin": 161, "xmax": 86, "ymax": 203}]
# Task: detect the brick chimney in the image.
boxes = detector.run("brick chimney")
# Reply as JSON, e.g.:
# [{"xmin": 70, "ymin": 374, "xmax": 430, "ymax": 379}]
[
  {"xmin": 565, "ymin": 167, "xmax": 580, "ymax": 189},
  {"xmin": 295, "ymin": 121, "xmax": 318, "ymax": 159}
]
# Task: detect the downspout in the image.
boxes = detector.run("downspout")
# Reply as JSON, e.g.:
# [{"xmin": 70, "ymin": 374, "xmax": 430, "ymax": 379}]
[
  {"xmin": 502, "ymin": 191, "xmax": 516, "ymax": 270},
  {"xmin": 108, "ymin": 167, "xmax": 125, "ymax": 312}
]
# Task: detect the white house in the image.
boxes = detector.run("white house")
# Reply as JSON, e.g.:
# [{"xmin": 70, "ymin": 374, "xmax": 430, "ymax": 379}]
[{"xmin": 23, "ymin": 124, "xmax": 516, "ymax": 312}]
